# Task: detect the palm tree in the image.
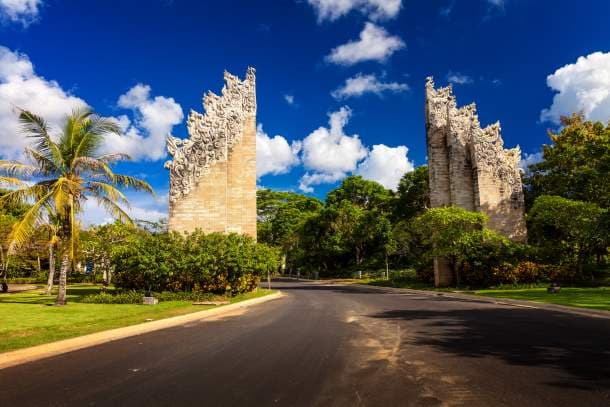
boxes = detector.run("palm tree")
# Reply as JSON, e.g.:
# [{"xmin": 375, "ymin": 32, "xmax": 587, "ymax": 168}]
[{"xmin": 0, "ymin": 108, "xmax": 153, "ymax": 305}]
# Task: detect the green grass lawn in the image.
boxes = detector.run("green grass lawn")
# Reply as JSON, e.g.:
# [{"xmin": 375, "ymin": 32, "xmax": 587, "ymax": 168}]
[
  {"xmin": 0, "ymin": 285, "xmax": 274, "ymax": 353},
  {"xmin": 363, "ymin": 273, "xmax": 610, "ymax": 312},
  {"xmin": 473, "ymin": 287, "xmax": 610, "ymax": 311}
]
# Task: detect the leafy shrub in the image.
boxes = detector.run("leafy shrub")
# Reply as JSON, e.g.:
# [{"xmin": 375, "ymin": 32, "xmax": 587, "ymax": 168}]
[
  {"xmin": 80, "ymin": 291, "xmax": 143, "ymax": 304},
  {"xmin": 112, "ymin": 231, "xmax": 279, "ymax": 296},
  {"xmin": 457, "ymin": 230, "xmax": 526, "ymax": 286},
  {"xmin": 80, "ymin": 290, "xmax": 223, "ymax": 304},
  {"xmin": 155, "ymin": 291, "xmax": 217, "ymax": 302},
  {"xmin": 528, "ymin": 195, "xmax": 608, "ymax": 275}
]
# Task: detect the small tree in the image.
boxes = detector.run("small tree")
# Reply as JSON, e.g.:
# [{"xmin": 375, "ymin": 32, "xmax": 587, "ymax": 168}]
[
  {"xmin": 412, "ymin": 207, "xmax": 487, "ymax": 285},
  {"xmin": 528, "ymin": 195, "xmax": 608, "ymax": 278}
]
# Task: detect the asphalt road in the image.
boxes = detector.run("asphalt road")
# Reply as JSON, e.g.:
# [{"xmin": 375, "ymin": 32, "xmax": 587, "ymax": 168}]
[{"xmin": 1, "ymin": 280, "xmax": 609, "ymax": 407}]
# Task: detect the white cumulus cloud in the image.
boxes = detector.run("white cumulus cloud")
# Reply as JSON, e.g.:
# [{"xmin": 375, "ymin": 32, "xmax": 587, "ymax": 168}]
[
  {"xmin": 541, "ymin": 51, "xmax": 610, "ymax": 124},
  {"xmin": 332, "ymin": 73, "xmax": 409, "ymax": 99},
  {"xmin": 519, "ymin": 151, "xmax": 543, "ymax": 173},
  {"xmin": 0, "ymin": 46, "xmax": 184, "ymax": 163},
  {"xmin": 299, "ymin": 106, "xmax": 368, "ymax": 192},
  {"xmin": 446, "ymin": 71, "xmax": 473, "ymax": 85},
  {"xmin": 256, "ymin": 124, "xmax": 301, "ymax": 178},
  {"xmin": 0, "ymin": 0, "xmax": 42, "ymax": 26},
  {"xmin": 284, "ymin": 94, "xmax": 295, "ymax": 105},
  {"xmin": 356, "ymin": 144, "xmax": 413, "ymax": 190},
  {"xmin": 0, "ymin": 46, "xmax": 88, "ymax": 159},
  {"xmin": 308, "ymin": 0, "xmax": 401, "ymax": 22},
  {"xmin": 105, "ymin": 83, "xmax": 184, "ymax": 161},
  {"xmin": 326, "ymin": 22, "xmax": 405, "ymax": 66}
]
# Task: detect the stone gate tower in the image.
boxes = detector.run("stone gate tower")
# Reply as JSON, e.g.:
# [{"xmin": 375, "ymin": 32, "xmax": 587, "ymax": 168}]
[
  {"xmin": 165, "ymin": 68, "xmax": 257, "ymax": 239},
  {"xmin": 425, "ymin": 77, "xmax": 526, "ymax": 286}
]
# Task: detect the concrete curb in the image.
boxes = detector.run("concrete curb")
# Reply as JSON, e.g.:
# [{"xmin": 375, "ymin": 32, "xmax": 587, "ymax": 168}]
[
  {"xmin": 346, "ymin": 283, "xmax": 610, "ymax": 320},
  {"xmin": 0, "ymin": 291, "xmax": 284, "ymax": 370}
]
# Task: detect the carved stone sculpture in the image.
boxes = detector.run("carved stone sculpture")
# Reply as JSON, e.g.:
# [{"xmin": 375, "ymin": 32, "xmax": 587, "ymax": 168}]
[
  {"xmin": 165, "ymin": 68, "xmax": 257, "ymax": 238},
  {"xmin": 425, "ymin": 77, "xmax": 526, "ymax": 286}
]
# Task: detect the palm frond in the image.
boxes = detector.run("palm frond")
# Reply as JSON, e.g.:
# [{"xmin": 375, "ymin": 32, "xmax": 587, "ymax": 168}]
[
  {"xmin": 0, "ymin": 182, "xmax": 52, "ymax": 208},
  {"xmin": 7, "ymin": 188, "xmax": 54, "ymax": 252},
  {"xmin": 112, "ymin": 174, "xmax": 154, "ymax": 194},
  {"xmin": 59, "ymin": 108, "xmax": 93, "ymax": 164},
  {"xmin": 96, "ymin": 153, "xmax": 131, "ymax": 164},
  {"xmin": 18, "ymin": 110, "xmax": 64, "ymax": 169},
  {"xmin": 51, "ymin": 177, "xmax": 82, "ymax": 218},
  {"xmin": 71, "ymin": 156, "xmax": 115, "ymax": 179},
  {"xmin": 74, "ymin": 114, "xmax": 113, "ymax": 158},
  {"xmin": 24, "ymin": 148, "xmax": 60, "ymax": 175},
  {"xmin": 95, "ymin": 196, "xmax": 134, "ymax": 225},
  {"xmin": 0, "ymin": 176, "xmax": 28, "ymax": 188},
  {"xmin": 86, "ymin": 181, "xmax": 130, "ymax": 207},
  {"xmin": 0, "ymin": 160, "xmax": 38, "ymax": 177},
  {"xmin": 88, "ymin": 115, "xmax": 121, "ymax": 136}
]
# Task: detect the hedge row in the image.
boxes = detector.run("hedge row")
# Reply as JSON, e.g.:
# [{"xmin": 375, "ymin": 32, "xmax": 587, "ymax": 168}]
[{"xmin": 111, "ymin": 231, "xmax": 279, "ymax": 295}]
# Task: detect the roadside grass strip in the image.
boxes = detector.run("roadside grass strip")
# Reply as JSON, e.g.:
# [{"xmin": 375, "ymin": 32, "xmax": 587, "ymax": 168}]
[
  {"xmin": 473, "ymin": 287, "xmax": 610, "ymax": 312},
  {"xmin": 0, "ymin": 285, "xmax": 274, "ymax": 354}
]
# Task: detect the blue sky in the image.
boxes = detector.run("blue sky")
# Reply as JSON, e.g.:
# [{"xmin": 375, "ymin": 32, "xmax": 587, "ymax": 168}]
[{"xmin": 1, "ymin": 0, "xmax": 610, "ymax": 224}]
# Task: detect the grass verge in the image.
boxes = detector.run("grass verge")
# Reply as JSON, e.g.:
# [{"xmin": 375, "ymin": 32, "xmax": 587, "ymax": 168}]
[
  {"xmin": 0, "ymin": 284, "xmax": 274, "ymax": 353},
  {"xmin": 472, "ymin": 287, "xmax": 610, "ymax": 312},
  {"xmin": 364, "ymin": 274, "xmax": 610, "ymax": 312}
]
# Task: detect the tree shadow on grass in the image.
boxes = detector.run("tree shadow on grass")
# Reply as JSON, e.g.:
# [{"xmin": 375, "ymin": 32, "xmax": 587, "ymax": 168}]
[
  {"xmin": 370, "ymin": 306, "xmax": 610, "ymax": 390},
  {"xmin": 0, "ymin": 286, "xmax": 103, "ymax": 304}
]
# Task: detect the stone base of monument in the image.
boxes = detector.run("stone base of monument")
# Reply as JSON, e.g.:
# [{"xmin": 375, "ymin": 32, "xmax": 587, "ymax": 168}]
[{"xmin": 143, "ymin": 296, "xmax": 159, "ymax": 305}]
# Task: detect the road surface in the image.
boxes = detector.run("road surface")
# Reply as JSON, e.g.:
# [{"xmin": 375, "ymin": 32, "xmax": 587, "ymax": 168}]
[{"xmin": 1, "ymin": 280, "xmax": 609, "ymax": 406}]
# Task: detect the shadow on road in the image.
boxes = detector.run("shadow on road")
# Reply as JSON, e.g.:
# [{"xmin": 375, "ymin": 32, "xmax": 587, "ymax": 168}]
[
  {"xmin": 370, "ymin": 307, "xmax": 610, "ymax": 390},
  {"xmin": 274, "ymin": 279, "xmax": 493, "ymax": 305}
]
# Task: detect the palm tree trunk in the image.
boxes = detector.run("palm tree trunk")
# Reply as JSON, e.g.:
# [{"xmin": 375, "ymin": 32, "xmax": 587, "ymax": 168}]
[
  {"xmin": 55, "ymin": 253, "xmax": 70, "ymax": 305},
  {"xmin": 45, "ymin": 244, "xmax": 55, "ymax": 295},
  {"xmin": 0, "ymin": 245, "xmax": 7, "ymax": 293}
]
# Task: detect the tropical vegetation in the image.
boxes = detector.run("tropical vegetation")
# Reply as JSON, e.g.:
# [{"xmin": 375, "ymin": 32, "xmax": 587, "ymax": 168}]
[{"xmin": 0, "ymin": 109, "xmax": 152, "ymax": 304}]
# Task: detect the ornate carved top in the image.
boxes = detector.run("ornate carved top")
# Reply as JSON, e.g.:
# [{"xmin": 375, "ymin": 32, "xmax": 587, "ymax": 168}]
[
  {"xmin": 426, "ymin": 76, "xmax": 523, "ymax": 188},
  {"xmin": 165, "ymin": 67, "xmax": 256, "ymax": 202}
]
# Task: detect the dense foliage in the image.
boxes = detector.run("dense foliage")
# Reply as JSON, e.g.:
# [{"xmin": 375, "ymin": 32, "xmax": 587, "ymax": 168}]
[
  {"xmin": 525, "ymin": 113, "xmax": 610, "ymax": 209},
  {"xmin": 2, "ymin": 112, "xmax": 608, "ymax": 290},
  {"xmin": 111, "ymin": 230, "xmax": 279, "ymax": 295},
  {"xmin": 527, "ymin": 195, "xmax": 608, "ymax": 276}
]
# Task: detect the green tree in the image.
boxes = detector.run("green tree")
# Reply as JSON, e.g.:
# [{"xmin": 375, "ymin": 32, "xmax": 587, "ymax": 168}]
[
  {"xmin": 256, "ymin": 189, "xmax": 322, "ymax": 244},
  {"xmin": 81, "ymin": 222, "xmax": 139, "ymax": 286},
  {"xmin": 393, "ymin": 165, "xmax": 429, "ymax": 222},
  {"xmin": 527, "ymin": 195, "xmax": 608, "ymax": 277},
  {"xmin": 412, "ymin": 207, "xmax": 487, "ymax": 285},
  {"xmin": 0, "ymin": 109, "xmax": 153, "ymax": 305},
  {"xmin": 525, "ymin": 113, "xmax": 610, "ymax": 208},
  {"xmin": 326, "ymin": 175, "xmax": 392, "ymax": 211}
]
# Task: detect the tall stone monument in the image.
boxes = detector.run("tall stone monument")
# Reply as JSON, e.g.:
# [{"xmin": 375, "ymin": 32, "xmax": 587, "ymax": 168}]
[
  {"xmin": 425, "ymin": 77, "xmax": 526, "ymax": 286},
  {"xmin": 165, "ymin": 68, "xmax": 257, "ymax": 239}
]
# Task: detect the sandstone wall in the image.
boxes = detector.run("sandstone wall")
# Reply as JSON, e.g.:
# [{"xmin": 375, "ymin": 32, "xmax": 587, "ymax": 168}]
[
  {"xmin": 165, "ymin": 68, "xmax": 257, "ymax": 239},
  {"xmin": 425, "ymin": 77, "xmax": 526, "ymax": 286}
]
